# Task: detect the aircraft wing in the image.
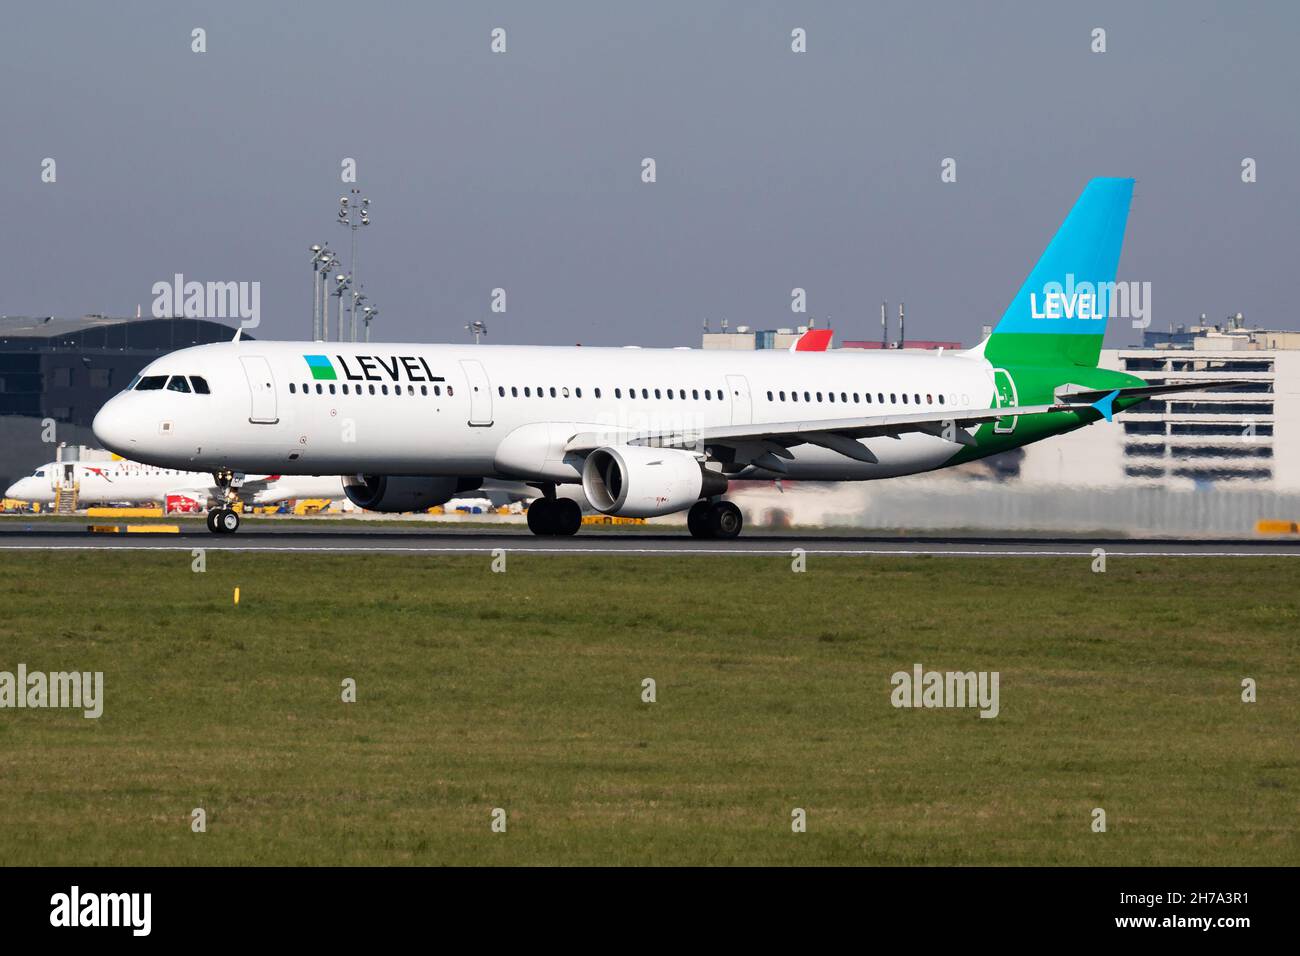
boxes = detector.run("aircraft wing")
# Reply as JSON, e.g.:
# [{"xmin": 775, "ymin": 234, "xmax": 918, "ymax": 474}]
[
  {"xmin": 565, "ymin": 377, "xmax": 1257, "ymax": 464},
  {"xmin": 233, "ymin": 474, "xmax": 282, "ymax": 495},
  {"xmin": 564, "ymin": 403, "xmax": 1063, "ymax": 469}
]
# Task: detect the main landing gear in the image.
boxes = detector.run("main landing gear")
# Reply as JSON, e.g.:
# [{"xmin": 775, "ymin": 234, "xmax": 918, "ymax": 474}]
[
  {"xmin": 687, "ymin": 500, "xmax": 743, "ymax": 540},
  {"xmin": 527, "ymin": 493, "xmax": 582, "ymax": 536},
  {"xmin": 206, "ymin": 468, "xmax": 242, "ymax": 534}
]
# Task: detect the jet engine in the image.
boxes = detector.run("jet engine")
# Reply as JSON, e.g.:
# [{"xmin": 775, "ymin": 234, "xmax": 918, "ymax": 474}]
[
  {"xmin": 343, "ymin": 475, "xmax": 482, "ymax": 513},
  {"xmin": 581, "ymin": 446, "xmax": 727, "ymax": 518}
]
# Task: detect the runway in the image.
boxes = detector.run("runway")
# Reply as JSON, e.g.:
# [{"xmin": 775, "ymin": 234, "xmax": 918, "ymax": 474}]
[{"xmin": 2, "ymin": 523, "xmax": 1299, "ymax": 557}]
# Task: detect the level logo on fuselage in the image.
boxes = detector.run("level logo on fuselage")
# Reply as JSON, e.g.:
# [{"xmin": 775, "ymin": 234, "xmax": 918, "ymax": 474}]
[{"xmin": 301, "ymin": 354, "xmax": 443, "ymax": 384}]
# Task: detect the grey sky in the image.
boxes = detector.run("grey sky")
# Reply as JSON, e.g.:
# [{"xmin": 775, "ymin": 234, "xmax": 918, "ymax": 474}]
[{"xmin": 2, "ymin": 0, "xmax": 1297, "ymax": 348}]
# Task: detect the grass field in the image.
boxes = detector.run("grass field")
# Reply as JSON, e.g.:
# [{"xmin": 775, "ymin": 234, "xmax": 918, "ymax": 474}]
[{"xmin": 0, "ymin": 550, "xmax": 1295, "ymax": 866}]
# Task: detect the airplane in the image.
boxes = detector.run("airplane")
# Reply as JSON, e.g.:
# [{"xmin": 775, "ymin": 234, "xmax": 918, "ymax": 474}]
[
  {"xmin": 5, "ymin": 459, "xmax": 344, "ymax": 526},
  {"xmin": 91, "ymin": 178, "xmax": 1248, "ymax": 536}
]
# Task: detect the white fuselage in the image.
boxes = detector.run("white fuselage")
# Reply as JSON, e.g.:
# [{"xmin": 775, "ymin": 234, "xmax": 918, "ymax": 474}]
[
  {"xmin": 92, "ymin": 341, "xmax": 1001, "ymax": 482},
  {"xmin": 4, "ymin": 458, "xmax": 344, "ymax": 507}
]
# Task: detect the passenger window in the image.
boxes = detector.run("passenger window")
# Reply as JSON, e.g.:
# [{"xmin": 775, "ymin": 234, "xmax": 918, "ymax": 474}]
[
  {"xmin": 511, "ymin": 387, "xmax": 518, "ymax": 397},
  {"xmin": 615, "ymin": 388, "xmax": 622, "ymax": 398},
  {"xmin": 704, "ymin": 389, "xmax": 711, "ymax": 400},
  {"xmin": 642, "ymin": 389, "xmax": 649, "ymax": 399},
  {"xmin": 550, "ymin": 387, "xmax": 557, "ymax": 397},
  {"xmin": 575, "ymin": 387, "xmax": 582, "ymax": 398},
  {"xmin": 878, "ymin": 393, "xmax": 884, "ymax": 403},
  {"xmin": 779, "ymin": 391, "xmax": 786, "ymax": 401},
  {"xmin": 654, "ymin": 389, "xmax": 661, "ymax": 399},
  {"xmin": 766, "ymin": 391, "xmax": 773, "ymax": 401},
  {"xmin": 692, "ymin": 389, "xmax": 699, "ymax": 400},
  {"xmin": 289, "ymin": 383, "xmax": 297, "ymax": 394},
  {"xmin": 853, "ymin": 393, "xmax": 859, "ymax": 403},
  {"xmin": 524, "ymin": 387, "xmax": 531, "ymax": 397},
  {"xmin": 369, "ymin": 384, "xmax": 376, "ymax": 395},
  {"xmin": 938, "ymin": 395, "xmax": 945, "ymax": 405},
  {"xmin": 828, "ymin": 392, "xmax": 835, "ymax": 403},
  {"xmin": 841, "ymin": 392, "xmax": 847, "ymax": 403},
  {"xmin": 316, "ymin": 383, "xmax": 323, "ymax": 394},
  {"xmin": 804, "ymin": 391, "xmax": 811, "ymax": 402},
  {"xmin": 420, "ymin": 385, "xmax": 427, "ymax": 396},
  {"xmin": 381, "ymin": 385, "xmax": 389, "ymax": 395},
  {"xmin": 902, "ymin": 394, "xmax": 909, "ymax": 404},
  {"xmin": 792, "ymin": 391, "xmax": 799, "ymax": 403},
  {"xmin": 594, "ymin": 388, "xmax": 601, "ymax": 398},
  {"xmin": 191, "ymin": 376, "xmax": 211, "ymax": 394},
  {"xmin": 498, "ymin": 386, "xmax": 505, "ymax": 397},
  {"xmin": 329, "ymin": 384, "xmax": 336, "ymax": 395}
]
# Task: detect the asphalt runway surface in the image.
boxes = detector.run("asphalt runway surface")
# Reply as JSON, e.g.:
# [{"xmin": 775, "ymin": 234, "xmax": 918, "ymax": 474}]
[{"xmin": 2, "ymin": 522, "xmax": 1299, "ymax": 557}]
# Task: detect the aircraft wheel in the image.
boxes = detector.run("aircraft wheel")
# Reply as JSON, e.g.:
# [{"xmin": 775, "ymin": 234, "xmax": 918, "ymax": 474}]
[
  {"xmin": 687, "ymin": 501, "xmax": 713, "ymax": 538},
  {"xmin": 215, "ymin": 508, "xmax": 240, "ymax": 534},
  {"xmin": 527, "ymin": 498, "xmax": 556, "ymax": 535},
  {"xmin": 554, "ymin": 498, "xmax": 583, "ymax": 536},
  {"xmin": 206, "ymin": 509, "xmax": 222, "ymax": 534},
  {"xmin": 708, "ymin": 501, "xmax": 743, "ymax": 539}
]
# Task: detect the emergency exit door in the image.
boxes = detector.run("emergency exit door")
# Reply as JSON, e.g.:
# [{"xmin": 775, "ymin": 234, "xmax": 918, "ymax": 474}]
[
  {"xmin": 460, "ymin": 359, "xmax": 493, "ymax": 426},
  {"xmin": 239, "ymin": 356, "xmax": 279, "ymax": 424}
]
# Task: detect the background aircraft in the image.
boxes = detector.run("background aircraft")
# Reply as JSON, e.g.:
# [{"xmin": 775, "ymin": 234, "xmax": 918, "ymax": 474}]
[{"xmin": 5, "ymin": 458, "xmax": 343, "ymax": 518}]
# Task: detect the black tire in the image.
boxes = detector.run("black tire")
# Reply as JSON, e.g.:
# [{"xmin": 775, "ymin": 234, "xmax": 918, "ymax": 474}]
[
  {"xmin": 206, "ymin": 510, "xmax": 221, "ymax": 534},
  {"xmin": 687, "ymin": 501, "xmax": 712, "ymax": 538},
  {"xmin": 554, "ymin": 498, "xmax": 583, "ymax": 536},
  {"xmin": 527, "ymin": 498, "xmax": 555, "ymax": 535},
  {"xmin": 708, "ymin": 501, "xmax": 743, "ymax": 539},
  {"xmin": 218, "ymin": 509, "xmax": 240, "ymax": 534}
]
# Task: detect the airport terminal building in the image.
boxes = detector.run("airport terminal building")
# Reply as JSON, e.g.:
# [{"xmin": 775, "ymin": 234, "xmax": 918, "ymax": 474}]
[
  {"xmin": 1021, "ymin": 322, "xmax": 1300, "ymax": 493},
  {"xmin": 0, "ymin": 315, "xmax": 246, "ymax": 491}
]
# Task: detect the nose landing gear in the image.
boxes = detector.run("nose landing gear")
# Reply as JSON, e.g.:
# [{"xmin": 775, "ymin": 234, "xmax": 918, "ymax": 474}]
[
  {"xmin": 206, "ymin": 507, "xmax": 241, "ymax": 534},
  {"xmin": 206, "ymin": 469, "xmax": 243, "ymax": 534}
]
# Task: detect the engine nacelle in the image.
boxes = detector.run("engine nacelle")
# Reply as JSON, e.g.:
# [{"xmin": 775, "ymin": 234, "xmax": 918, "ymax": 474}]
[
  {"xmin": 581, "ymin": 446, "xmax": 727, "ymax": 518},
  {"xmin": 343, "ymin": 475, "xmax": 481, "ymax": 513}
]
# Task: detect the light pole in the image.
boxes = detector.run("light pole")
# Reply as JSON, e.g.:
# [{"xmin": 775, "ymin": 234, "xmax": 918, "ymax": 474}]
[
  {"xmin": 337, "ymin": 189, "xmax": 371, "ymax": 342},
  {"xmin": 332, "ymin": 273, "xmax": 352, "ymax": 342},
  {"xmin": 466, "ymin": 320, "xmax": 487, "ymax": 344},
  {"xmin": 310, "ymin": 245, "xmax": 332, "ymax": 341},
  {"xmin": 351, "ymin": 292, "xmax": 367, "ymax": 344},
  {"xmin": 319, "ymin": 253, "xmax": 340, "ymax": 341},
  {"xmin": 363, "ymin": 306, "xmax": 378, "ymax": 343}
]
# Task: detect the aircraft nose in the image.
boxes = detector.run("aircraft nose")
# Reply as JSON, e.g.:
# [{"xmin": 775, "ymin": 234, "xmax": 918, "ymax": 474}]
[{"xmin": 92, "ymin": 398, "xmax": 138, "ymax": 456}]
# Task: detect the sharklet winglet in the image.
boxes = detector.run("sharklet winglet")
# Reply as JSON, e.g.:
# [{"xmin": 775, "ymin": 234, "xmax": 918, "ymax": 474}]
[{"xmin": 1092, "ymin": 389, "xmax": 1120, "ymax": 422}]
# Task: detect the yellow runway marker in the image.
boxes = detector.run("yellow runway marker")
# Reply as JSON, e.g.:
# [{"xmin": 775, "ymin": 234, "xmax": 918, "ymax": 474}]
[{"xmin": 233, "ymin": 587, "xmax": 240, "ymax": 606}]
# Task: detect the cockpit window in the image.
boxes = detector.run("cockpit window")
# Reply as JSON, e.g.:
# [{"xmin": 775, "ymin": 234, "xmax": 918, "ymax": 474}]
[
  {"xmin": 166, "ymin": 375, "xmax": 191, "ymax": 393},
  {"xmin": 34, "ymin": 469, "xmax": 46, "ymax": 477},
  {"xmin": 127, "ymin": 374, "xmax": 142, "ymax": 391},
  {"xmin": 190, "ymin": 376, "xmax": 210, "ymax": 394},
  {"xmin": 135, "ymin": 375, "xmax": 168, "ymax": 391}
]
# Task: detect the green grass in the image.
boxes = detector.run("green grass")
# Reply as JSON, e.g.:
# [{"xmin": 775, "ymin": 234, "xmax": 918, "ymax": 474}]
[{"xmin": 0, "ymin": 552, "xmax": 1295, "ymax": 866}]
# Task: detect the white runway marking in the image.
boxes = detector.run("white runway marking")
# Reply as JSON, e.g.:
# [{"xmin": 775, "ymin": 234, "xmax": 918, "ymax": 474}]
[{"xmin": 1, "ymin": 544, "xmax": 1298, "ymax": 558}]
